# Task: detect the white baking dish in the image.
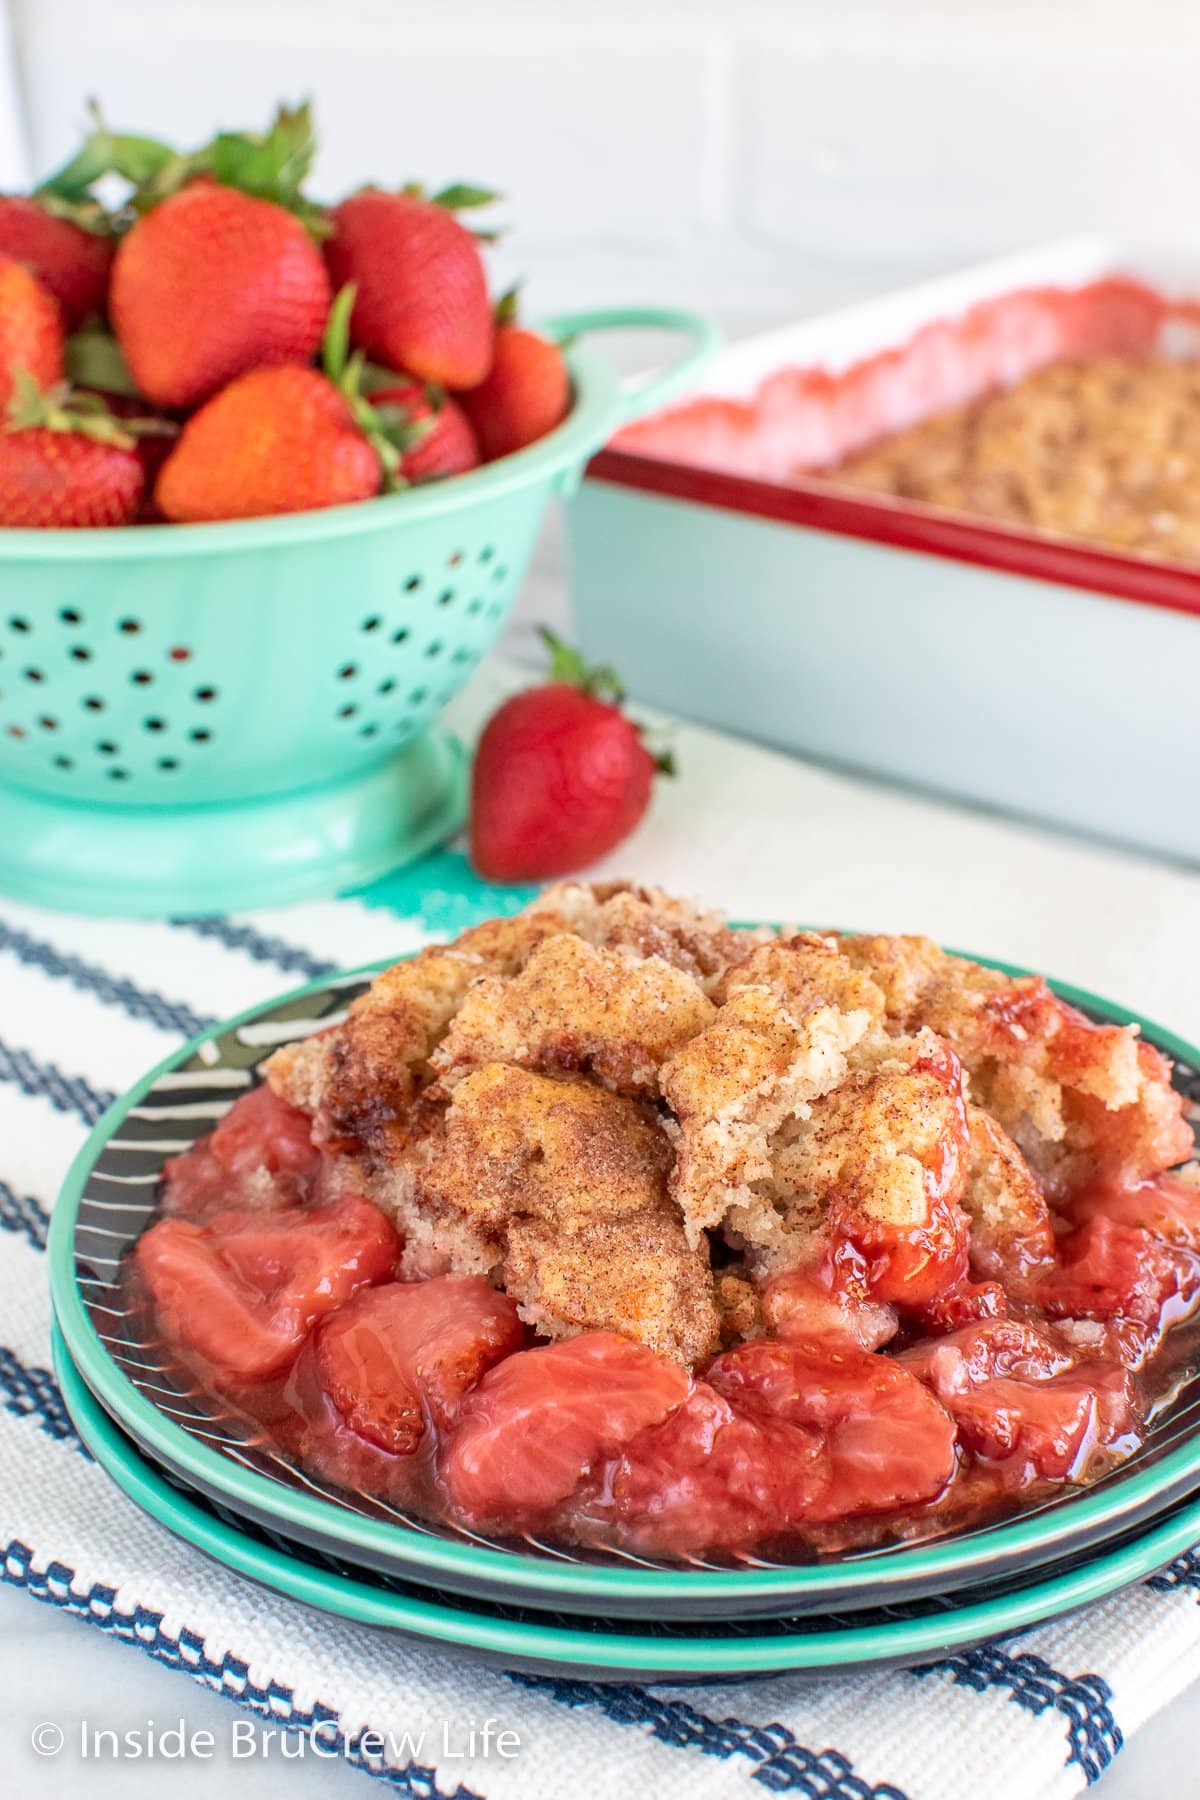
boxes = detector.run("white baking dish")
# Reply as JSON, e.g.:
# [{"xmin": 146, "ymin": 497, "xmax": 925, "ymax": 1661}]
[{"xmin": 565, "ymin": 240, "xmax": 1200, "ymax": 863}]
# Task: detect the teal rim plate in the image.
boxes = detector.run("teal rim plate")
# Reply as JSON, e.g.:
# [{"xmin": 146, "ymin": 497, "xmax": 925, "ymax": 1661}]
[
  {"xmin": 52, "ymin": 1320, "xmax": 1200, "ymax": 1682},
  {"xmin": 49, "ymin": 947, "xmax": 1200, "ymax": 1622}
]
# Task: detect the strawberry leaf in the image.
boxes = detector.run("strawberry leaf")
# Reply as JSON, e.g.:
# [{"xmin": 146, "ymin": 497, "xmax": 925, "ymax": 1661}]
[
  {"xmin": 432, "ymin": 183, "xmax": 499, "ymax": 211},
  {"xmin": 494, "ymin": 285, "xmax": 521, "ymax": 327},
  {"xmin": 537, "ymin": 627, "xmax": 626, "ymax": 704}
]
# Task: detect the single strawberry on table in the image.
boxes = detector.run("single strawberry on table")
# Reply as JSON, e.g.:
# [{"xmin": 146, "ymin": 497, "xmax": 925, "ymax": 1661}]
[
  {"xmin": 0, "ymin": 374, "xmax": 147, "ymax": 527},
  {"xmin": 0, "ymin": 255, "xmax": 63, "ymax": 407},
  {"xmin": 0, "ymin": 194, "xmax": 113, "ymax": 327},
  {"xmin": 459, "ymin": 289, "xmax": 570, "ymax": 460},
  {"xmin": 325, "ymin": 184, "xmax": 494, "ymax": 389},
  {"xmin": 469, "ymin": 629, "xmax": 672, "ymax": 882},
  {"xmin": 109, "ymin": 105, "xmax": 331, "ymax": 410}
]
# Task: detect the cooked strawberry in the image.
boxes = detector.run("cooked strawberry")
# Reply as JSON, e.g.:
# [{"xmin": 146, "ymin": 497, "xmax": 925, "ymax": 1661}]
[
  {"xmin": 1038, "ymin": 1215, "xmax": 1200, "ymax": 1364},
  {"xmin": 903, "ymin": 1319, "xmax": 1138, "ymax": 1481},
  {"xmin": 440, "ymin": 1331, "xmax": 689, "ymax": 1525},
  {"xmin": 315, "ymin": 1275, "xmax": 524, "ymax": 1454},
  {"xmin": 459, "ymin": 322, "xmax": 570, "ymax": 460},
  {"xmin": 469, "ymin": 632, "xmax": 666, "ymax": 882},
  {"xmin": 760, "ymin": 1269, "xmax": 898, "ymax": 1352},
  {"xmin": 162, "ymin": 1082, "xmax": 321, "ymax": 1218},
  {"xmin": 0, "ymin": 255, "xmax": 63, "ymax": 407},
  {"xmin": 608, "ymin": 1382, "xmax": 823, "ymax": 1555},
  {"xmin": 136, "ymin": 1196, "xmax": 399, "ymax": 1382},
  {"xmin": 370, "ymin": 379, "xmax": 481, "ymax": 483},
  {"xmin": 111, "ymin": 181, "xmax": 330, "ymax": 409},
  {"xmin": 708, "ymin": 1338, "xmax": 958, "ymax": 1525},
  {"xmin": 156, "ymin": 364, "xmax": 381, "ymax": 523},
  {"xmin": 0, "ymin": 196, "xmax": 113, "ymax": 327},
  {"xmin": 325, "ymin": 189, "xmax": 492, "ymax": 389},
  {"xmin": 1070, "ymin": 1170, "xmax": 1200, "ymax": 1248}
]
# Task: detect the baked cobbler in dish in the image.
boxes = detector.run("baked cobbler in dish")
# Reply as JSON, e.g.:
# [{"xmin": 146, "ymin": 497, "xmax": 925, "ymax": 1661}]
[
  {"xmin": 130, "ymin": 883, "xmax": 1200, "ymax": 1560},
  {"xmin": 818, "ymin": 357, "xmax": 1200, "ymax": 563}
]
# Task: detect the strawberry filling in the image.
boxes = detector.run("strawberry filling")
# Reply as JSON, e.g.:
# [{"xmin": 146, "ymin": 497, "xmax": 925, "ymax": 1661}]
[{"xmin": 127, "ymin": 1074, "xmax": 1198, "ymax": 1559}]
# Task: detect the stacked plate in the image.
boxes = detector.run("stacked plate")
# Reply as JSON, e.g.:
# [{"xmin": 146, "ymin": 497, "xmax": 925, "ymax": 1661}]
[{"xmin": 48, "ymin": 958, "xmax": 1200, "ymax": 1683}]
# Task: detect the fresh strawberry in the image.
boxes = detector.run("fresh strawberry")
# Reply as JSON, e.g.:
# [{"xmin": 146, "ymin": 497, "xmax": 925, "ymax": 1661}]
[
  {"xmin": 370, "ymin": 378, "xmax": 480, "ymax": 482},
  {"xmin": 460, "ymin": 296, "xmax": 570, "ymax": 459},
  {"xmin": 0, "ymin": 196, "xmax": 113, "ymax": 327},
  {"xmin": 469, "ymin": 630, "xmax": 670, "ymax": 882},
  {"xmin": 325, "ymin": 187, "xmax": 493, "ymax": 388},
  {"xmin": 111, "ymin": 180, "xmax": 331, "ymax": 410},
  {"xmin": 0, "ymin": 255, "xmax": 63, "ymax": 407},
  {"xmin": 0, "ymin": 376, "xmax": 145, "ymax": 526},
  {"xmin": 156, "ymin": 363, "xmax": 380, "ymax": 522}
]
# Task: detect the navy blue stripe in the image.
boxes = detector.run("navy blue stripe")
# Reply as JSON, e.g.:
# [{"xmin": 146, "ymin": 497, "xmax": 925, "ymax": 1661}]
[
  {"xmin": 1149, "ymin": 1550, "xmax": 1200, "ymax": 1595},
  {"xmin": 0, "ymin": 919, "xmax": 214, "ymax": 1038},
  {"xmin": 510, "ymin": 1676, "xmax": 908, "ymax": 1799},
  {"xmin": 3, "ymin": 1542, "xmax": 483, "ymax": 1799},
  {"xmin": 913, "ymin": 1644, "xmax": 1121, "ymax": 1784},
  {"xmin": 0, "ymin": 1347, "xmax": 87, "ymax": 1453},
  {"xmin": 0, "ymin": 1177, "xmax": 49, "ymax": 1251},
  {"xmin": 0, "ymin": 1037, "xmax": 114, "ymax": 1125},
  {"xmin": 170, "ymin": 916, "xmax": 336, "ymax": 982}
]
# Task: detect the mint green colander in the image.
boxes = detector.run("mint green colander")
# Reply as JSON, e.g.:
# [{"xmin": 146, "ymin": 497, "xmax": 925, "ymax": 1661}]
[{"xmin": 0, "ymin": 307, "xmax": 715, "ymax": 916}]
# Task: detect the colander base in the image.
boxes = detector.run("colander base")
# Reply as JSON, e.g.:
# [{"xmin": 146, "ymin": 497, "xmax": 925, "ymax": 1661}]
[{"xmin": 0, "ymin": 727, "xmax": 467, "ymax": 917}]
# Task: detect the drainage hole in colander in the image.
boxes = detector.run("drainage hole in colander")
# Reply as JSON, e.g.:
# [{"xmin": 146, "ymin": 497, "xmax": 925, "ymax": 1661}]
[
  {"xmin": 390, "ymin": 628, "xmax": 410, "ymax": 647},
  {"xmin": 487, "ymin": 600, "xmax": 504, "ymax": 619},
  {"xmin": 358, "ymin": 722, "xmax": 379, "ymax": 739},
  {"xmin": 408, "ymin": 686, "xmax": 428, "ymax": 706},
  {"xmin": 451, "ymin": 647, "xmax": 474, "ymax": 666},
  {"xmin": 425, "ymin": 640, "xmax": 443, "ymax": 659},
  {"xmin": 438, "ymin": 589, "xmax": 454, "ymax": 607},
  {"xmin": 448, "ymin": 550, "xmax": 464, "ymax": 567},
  {"xmin": 193, "ymin": 685, "xmax": 217, "ymax": 702},
  {"xmin": 491, "ymin": 564, "xmax": 509, "ymax": 584},
  {"xmin": 478, "ymin": 545, "xmax": 495, "ymax": 564},
  {"xmin": 377, "ymin": 678, "xmax": 396, "ymax": 696},
  {"xmin": 6, "ymin": 724, "xmax": 25, "ymax": 740},
  {"xmin": 96, "ymin": 740, "xmax": 119, "ymax": 756},
  {"xmin": 119, "ymin": 617, "xmax": 141, "ymax": 635},
  {"xmin": 337, "ymin": 703, "xmax": 358, "ymax": 720},
  {"xmin": 404, "ymin": 575, "xmax": 421, "ymax": 593},
  {"xmin": 83, "ymin": 696, "xmax": 105, "ymax": 712},
  {"xmin": 8, "ymin": 616, "xmax": 30, "ymax": 634},
  {"xmin": 38, "ymin": 715, "xmax": 57, "ymax": 731},
  {"xmin": 52, "ymin": 754, "xmax": 72, "ymax": 769},
  {"xmin": 69, "ymin": 645, "xmax": 91, "ymax": 662},
  {"xmin": 189, "ymin": 728, "xmax": 212, "ymax": 744},
  {"xmin": 156, "ymin": 757, "xmax": 179, "ymax": 772},
  {"xmin": 131, "ymin": 669, "xmax": 154, "ymax": 686},
  {"xmin": 144, "ymin": 717, "xmax": 165, "ymax": 733},
  {"xmin": 361, "ymin": 615, "xmax": 382, "ymax": 634},
  {"xmin": 466, "ymin": 598, "xmax": 483, "ymax": 616},
  {"xmin": 22, "ymin": 666, "xmax": 44, "ymax": 683},
  {"xmin": 337, "ymin": 663, "xmax": 358, "ymax": 681},
  {"xmin": 58, "ymin": 607, "xmax": 82, "ymax": 626},
  {"xmin": 107, "ymin": 768, "xmax": 129, "ymax": 781},
  {"xmin": 170, "ymin": 647, "xmax": 192, "ymax": 663}
]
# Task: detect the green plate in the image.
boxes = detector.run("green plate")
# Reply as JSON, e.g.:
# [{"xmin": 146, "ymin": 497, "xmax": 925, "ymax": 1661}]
[
  {"xmin": 49, "ymin": 950, "xmax": 1200, "ymax": 1623},
  {"xmin": 52, "ymin": 1322, "xmax": 1200, "ymax": 1682}
]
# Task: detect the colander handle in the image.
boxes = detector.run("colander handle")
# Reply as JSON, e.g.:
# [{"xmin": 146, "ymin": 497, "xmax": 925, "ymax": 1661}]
[{"xmin": 538, "ymin": 306, "xmax": 720, "ymax": 424}]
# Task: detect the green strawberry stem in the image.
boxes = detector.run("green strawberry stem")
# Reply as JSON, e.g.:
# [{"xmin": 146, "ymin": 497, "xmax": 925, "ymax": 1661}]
[
  {"xmin": 4, "ymin": 371, "xmax": 173, "ymax": 448},
  {"xmin": 537, "ymin": 627, "xmax": 626, "ymax": 704},
  {"xmin": 321, "ymin": 285, "xmax": 434, "ymax": 489}
]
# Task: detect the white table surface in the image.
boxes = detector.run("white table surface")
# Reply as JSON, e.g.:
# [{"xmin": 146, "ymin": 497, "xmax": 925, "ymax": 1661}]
[{"xmin": 5, "ymin": 532, "xmax": 1200, "ymax": 1796}]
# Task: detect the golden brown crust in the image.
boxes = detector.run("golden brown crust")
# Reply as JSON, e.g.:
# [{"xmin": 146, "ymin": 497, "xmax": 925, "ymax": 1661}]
[
  {"xmin": 819, "ymin": 356, "xmax": 1200, "ymax": 565},
  {"xmin": 430, "ymin": 933, "xmax": 716, "ymax": 1098}
]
